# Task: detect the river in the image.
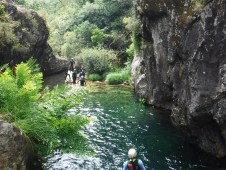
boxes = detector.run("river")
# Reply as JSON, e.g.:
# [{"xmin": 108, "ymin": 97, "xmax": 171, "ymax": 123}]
[{"xmin": 42, "ymin": 75, "xmax": 221, "ymax": 170}]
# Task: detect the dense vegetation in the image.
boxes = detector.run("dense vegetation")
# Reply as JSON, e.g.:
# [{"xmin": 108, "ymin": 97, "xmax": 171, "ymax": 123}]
[
  {"xmin": 0, "ymin": 0, "xmax": 142, "ymax": 162},
  {"xmin": 0, "ymin": 3, "xmax": 19, "ymax": 51},
  {"xmin": 0, "ymin": 59, "xmax": 91, "ymax": 156},
  {"xmin": 0, "ymin": 0, "xmax": 141, "ymax": 160},
  {"xmin": 14, "ymin": 0, "xmax": 139, "ymax": 84}
]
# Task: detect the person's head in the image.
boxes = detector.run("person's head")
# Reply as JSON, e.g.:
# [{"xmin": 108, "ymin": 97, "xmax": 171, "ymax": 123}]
[{"xmin": 128, "ymin": 148, "xmax": 137, "ymax": 159}]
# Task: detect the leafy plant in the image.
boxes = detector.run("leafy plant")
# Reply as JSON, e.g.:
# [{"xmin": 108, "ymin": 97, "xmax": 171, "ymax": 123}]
[
  {"xmin": 126, "ymin": 43, "xmax": 135, "ymax": 59},
  {"xmin": 123, "ymin": 17, "xmax": 142, "ymax": 55},
  {"xmin": 0, "ymin": 5, "xmax": 19, "ymax": 48},
  {"xmin": 0, "ymin": 58, "xmax": 91, "ymax": 156},
  {"xmin": 73, "ymin": 21, "xmax": 96, "ymax": 47},
  {"xmin": 139, "ymin": 98, "xmax": 146, "ymax": 104},
  {"xmin": 75, "ymin": 47, "xmax": 117, "ymax": 75},
  {"xmin": 23, "ymin": 0, "xmax": 133, "ymax": 66},
  {"xmin": 105, "ymin": 70, "xmax": 130, "ymax": 85},
  {"xmin": 91, "ymin": 28, "xmax": 109, "ymax": 46},
  {"xmin": 88, "ymin": 73, "xmax": 103, "ymax": 81},
  {"xmin": 0, "ymin": 4, "xmax": 8, "ymax": 21}
]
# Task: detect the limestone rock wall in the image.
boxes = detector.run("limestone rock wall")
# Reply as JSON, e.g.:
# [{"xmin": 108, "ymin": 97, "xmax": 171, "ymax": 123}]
[
  {"xmin": 0, "ymin": 1, "xmax": 68, "ymax": 76},
  {"xmin": 132, "ymin": 0, "xmax": 226, "ymax": 157}
]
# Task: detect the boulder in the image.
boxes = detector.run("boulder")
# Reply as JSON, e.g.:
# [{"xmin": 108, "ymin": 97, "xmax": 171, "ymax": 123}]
[
  {"xmin": 0, "ymin": 120, "xmax": 32, "ymax": 170},
  {"xmin": 0, "ymin": 1, "xmax": 68, "ymax": 76}
]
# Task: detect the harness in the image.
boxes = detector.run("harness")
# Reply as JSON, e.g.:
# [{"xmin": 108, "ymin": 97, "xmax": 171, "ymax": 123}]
[{"xmin": 127, "ymin": 159, "xmax": 140, "ymax": 170}]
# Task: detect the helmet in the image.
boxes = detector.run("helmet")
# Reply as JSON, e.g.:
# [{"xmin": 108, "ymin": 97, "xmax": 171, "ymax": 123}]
[{"xmin": 128, "ymin": 148, "xmax": 137, "ymax": 159}]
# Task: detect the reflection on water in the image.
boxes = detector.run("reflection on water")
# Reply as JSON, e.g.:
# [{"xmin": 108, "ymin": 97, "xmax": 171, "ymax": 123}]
[
  {"xmin": 43, "ymin": 83, "xmax": 219, "ymax": 170},
  {"xmin": 43, "ymin": 72, "xmax": 66, "ymax": 89}
]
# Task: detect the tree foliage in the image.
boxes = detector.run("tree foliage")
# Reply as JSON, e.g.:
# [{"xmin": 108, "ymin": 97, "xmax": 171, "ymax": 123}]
[
  {"xmin": 21, "ymin": 0, "xmax": 133, "ymax": 64},
  {"xmin": 76, "ymin": 47, "xmax": 117, "ymax": 75},
  {"xmin": 12, "ymin": 0, "xmax": 136, "ymax": 78}
]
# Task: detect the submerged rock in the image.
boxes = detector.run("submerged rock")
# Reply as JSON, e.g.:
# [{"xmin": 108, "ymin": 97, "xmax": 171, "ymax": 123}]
[{"xmin": 132, "ymin": 0, "xmax": 226, "ymax": 157}]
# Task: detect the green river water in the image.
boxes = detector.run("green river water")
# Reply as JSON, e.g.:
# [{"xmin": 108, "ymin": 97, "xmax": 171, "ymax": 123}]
[{"xmin": 43, "ymin": 79, "xmax": 222, "ymax": 170}]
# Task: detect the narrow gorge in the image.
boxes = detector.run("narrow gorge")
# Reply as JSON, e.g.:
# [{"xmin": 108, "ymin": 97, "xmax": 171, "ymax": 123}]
[{"xmin": 1, "ymin": 0, "xmax": 226, "ymax": 169}]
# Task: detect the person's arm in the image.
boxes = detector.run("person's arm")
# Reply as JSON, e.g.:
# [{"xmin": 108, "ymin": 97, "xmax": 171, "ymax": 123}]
[
  {"xmin": 123, "ymin": 161, "xmax": 128, "ymax": 170},
  {"xmin": 138, "ymin": 159, "xmax": 146, "ymax": 170}
]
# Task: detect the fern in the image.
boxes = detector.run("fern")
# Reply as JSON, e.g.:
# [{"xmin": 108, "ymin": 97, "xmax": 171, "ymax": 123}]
[{"xmin": 0, "ymin": 58, "xmax": 91, "ymax": 156}]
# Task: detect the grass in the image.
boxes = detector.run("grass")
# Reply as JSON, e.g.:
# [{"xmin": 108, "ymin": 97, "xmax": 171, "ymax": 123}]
[{"xmin": 105, "ymin": 70, "xmax": 130, "ymax": 85}]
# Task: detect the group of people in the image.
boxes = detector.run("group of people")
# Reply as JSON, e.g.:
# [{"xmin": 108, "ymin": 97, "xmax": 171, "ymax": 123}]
[
  {"xmin": 65, "ymin": 60, "xmax": 86, "ymax": 86},
  {"xmin": 65, "ymin": 69, "xmax": 86, "ymax": 86}
]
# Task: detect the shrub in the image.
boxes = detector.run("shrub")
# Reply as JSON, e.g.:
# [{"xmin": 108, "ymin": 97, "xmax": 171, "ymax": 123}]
[
  {"xmin": 88, "ymin": 73, "xmax": 103, "ymax": 81},
  {"xmin": 126, "ymin": 43, "xmax": 135, "ymax": 59},
  {"xmin": 0, "ymin": 4, "xmax": 9, "ymax": 21},
  {"xmin": 123, "ymin": 17, "xmax": 141, "ymax": 54},
  {"xmin": 75, "ymin": 47, "xmax": 116, "ymax": 75},
  {"xmin": 105, "ymin": 70, "xmax": 130, "ymax": 85},
  {"xmin": 74, "ymin": 21, "xmax": 96, "ymax": 47},
  {"xmin": 91, "ymin": 28, "xmax": 107, "ymax": 46},
  {"xmin": 91, "ymin": 28, "xmax": 113, "ymax": 47}
]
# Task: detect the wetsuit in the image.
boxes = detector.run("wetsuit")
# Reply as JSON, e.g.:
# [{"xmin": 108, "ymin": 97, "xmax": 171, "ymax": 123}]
[
  {"xmin": 123, "ymin": 159, "xmax": 146, "ymax": 170},
  {"xmin": 79, "ymin": 76, "xmax": 86, "ymax": 86},
  {"xmin": 72, "ymin": 71, "xmax": 77, "ymax": 84},
  {"xmin": 79, "ymin": 70, "xmax": 85, "ymax": 77}
]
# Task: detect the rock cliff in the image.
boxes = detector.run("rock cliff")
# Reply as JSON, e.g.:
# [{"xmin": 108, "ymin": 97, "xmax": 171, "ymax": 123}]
[
  {"xmin": 132, "ymin": 0, "xmax": 226, "ymax": 157},
  {"xmin": 0, "ymin": 0, "xmax": 67, "ymax": 76}
]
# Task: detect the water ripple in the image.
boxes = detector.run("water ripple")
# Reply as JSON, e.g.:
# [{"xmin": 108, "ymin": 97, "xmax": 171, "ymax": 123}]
[{"xmin": 43, "ymin": 85, "xmax": 219, "ymax": 170}]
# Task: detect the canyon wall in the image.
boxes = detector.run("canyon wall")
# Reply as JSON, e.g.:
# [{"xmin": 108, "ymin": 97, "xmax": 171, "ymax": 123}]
[{"xmin": 132, "ymin": 0, "xmax": 226, "ymax": 157}]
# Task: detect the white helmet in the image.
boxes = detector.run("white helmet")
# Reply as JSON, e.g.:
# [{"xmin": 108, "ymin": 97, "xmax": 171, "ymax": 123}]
[{"xmin": 128, "ymin": 148, "xmax": 137, "ymax": 159}]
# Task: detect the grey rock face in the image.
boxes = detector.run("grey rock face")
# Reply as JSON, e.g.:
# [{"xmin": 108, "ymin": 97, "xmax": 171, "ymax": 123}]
[
  {"xmin": 0, "ymin": 1, "xmax": 68, "ymax": 76},
  {"xmin": 132, "ymin": 0, "xmax": 226, "ymax": 157},
  {"xmin": 0, "ymin": 120, "xmax": 32, "ymax": 170}
]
